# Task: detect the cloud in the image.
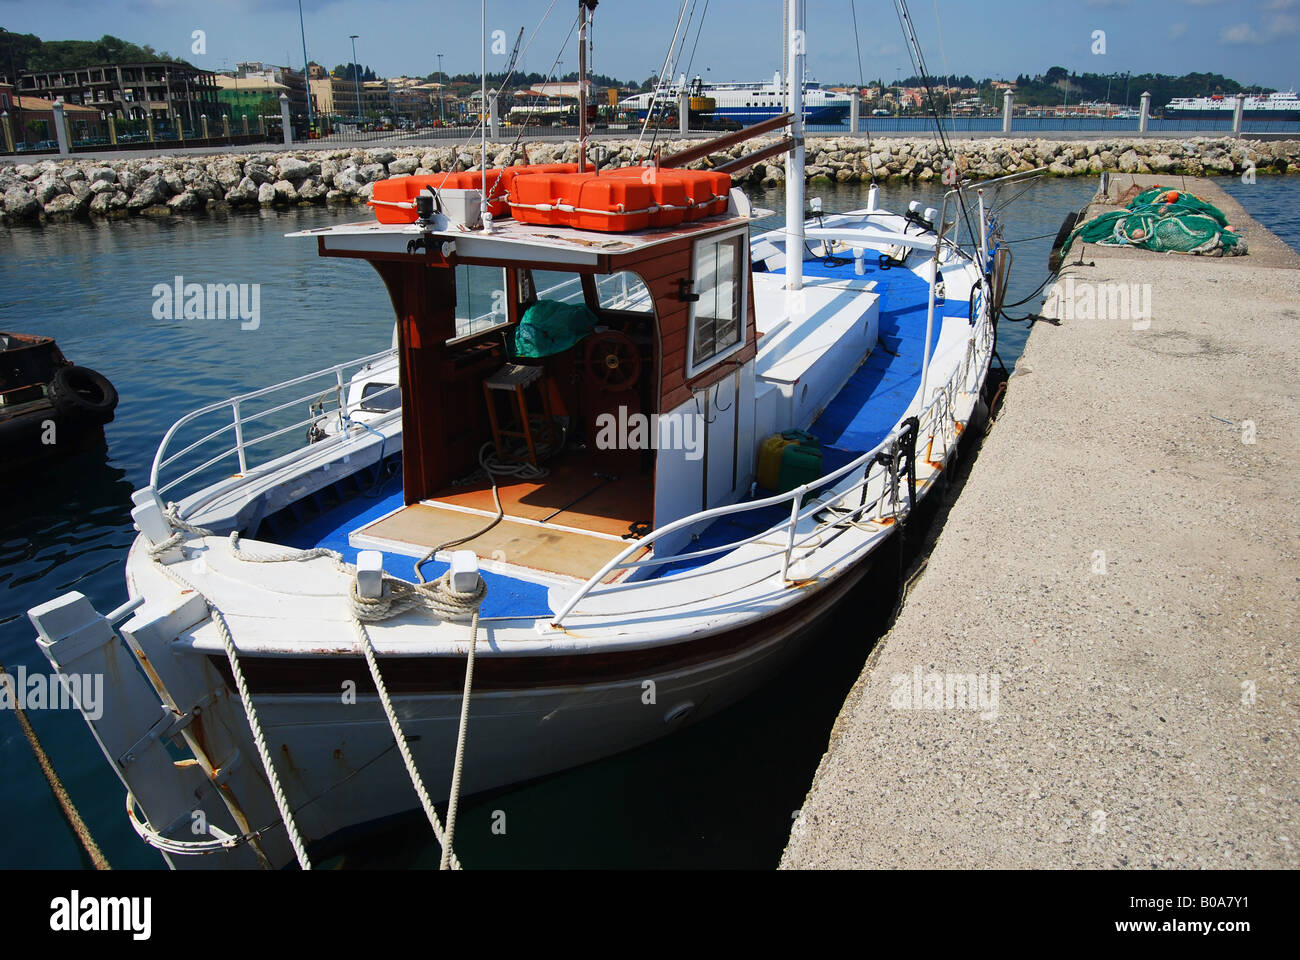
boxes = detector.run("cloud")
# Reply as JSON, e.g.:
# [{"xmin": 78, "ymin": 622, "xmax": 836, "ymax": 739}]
[
  {"xmin": 1168, "ymin": 22, "xmax": 1189, "ymax": 39},
  {"xmin": 1262, "ymin": 0, "xmax": 1298, "ymax": 11},
  {"xmin": 1220, "ymin": 22, "xmax": 1265, "ymax": 43},
  {"xmin": 1084, "ymin": 0, "xmax": 1130, "ymax": 7},
  {"xmin": 1268, "ymin": 12, "xmax": 1300, "ymax": 33}
]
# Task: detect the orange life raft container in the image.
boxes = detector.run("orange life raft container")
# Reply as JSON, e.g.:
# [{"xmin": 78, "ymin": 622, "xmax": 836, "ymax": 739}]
[
  {"xmin": 509, "ymin": 167, "xmax": 731, "ymax": 232},
  {"xmin": 369, "ymin": 163, "xmax": 730, "ymax": 233},
  {"xmin": 369, "ymin": 164, "xmax": 581, "ymax": 224}
]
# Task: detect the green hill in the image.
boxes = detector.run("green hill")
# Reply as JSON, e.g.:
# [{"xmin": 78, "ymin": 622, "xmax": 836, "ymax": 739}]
[{"xmin": 1, "ymin": 28, "xmax": 190, "ymax": 78}]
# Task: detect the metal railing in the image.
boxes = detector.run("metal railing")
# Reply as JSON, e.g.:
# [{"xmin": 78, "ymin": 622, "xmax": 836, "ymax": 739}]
[
  {"xmin": 153, "ymin": 272, "xmax": 649, "ymax": 504},
  {"xmin": 551, "ymin": 263, "xmax": 995, "ymax": 627},
  {"xmin": 151, "ymin": 347, "xmax": 398, "ymax": 509},
  {"xmin": 547, "ymin": 416, "xmax": 922, "ymax": 627}
]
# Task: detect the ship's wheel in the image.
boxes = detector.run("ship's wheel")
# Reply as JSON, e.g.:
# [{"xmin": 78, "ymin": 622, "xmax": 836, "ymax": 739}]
[{"xmin": 585, "ymin": 330, "xmax": 640, "ymax": 392}]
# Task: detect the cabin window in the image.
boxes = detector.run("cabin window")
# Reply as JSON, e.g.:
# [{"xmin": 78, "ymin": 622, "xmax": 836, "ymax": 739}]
[
  {"xmin": 453, "ymin": 264, "xmax": 508, "ymax": 339},
  {"xmin": 526, "ymin": 270, "xmax": 586, "ymax": 306},
  {"xmin": 687, "ymin": 231, "xmax": 746, "ymax": 376},
  {"xmin": 358, "ymin": 381, "xmax": 399, "ymax": 412},
  {"xmin": 596, "ymin": 271, "xmax": 652, "ymax": 313}
]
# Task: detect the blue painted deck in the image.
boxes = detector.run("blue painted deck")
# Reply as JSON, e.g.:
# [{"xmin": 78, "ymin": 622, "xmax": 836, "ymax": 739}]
[
  {"xmin": 652, "ymin": 253, "xmax": 968, "ymax": 578},
  {"xmin": 778, "ymin": 252, "xmax": 962, "ymax": 456},
  {"xmin": 278, "ymin": 483, "xmax": 553, "ymax": 619},
  {"xmin": 281, "ymin": 251, "xmax": 968, "ymax": 603}
]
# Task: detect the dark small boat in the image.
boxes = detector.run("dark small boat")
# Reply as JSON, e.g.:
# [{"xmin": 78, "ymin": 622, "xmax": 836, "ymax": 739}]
[{"xmin": 0, "ymin": 331, "xmax": 118, "ymax": 465}]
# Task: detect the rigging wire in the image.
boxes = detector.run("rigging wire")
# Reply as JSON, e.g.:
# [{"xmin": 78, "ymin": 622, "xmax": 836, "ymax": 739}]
[
  {"xmin": 849, "ymin": 0, "xmax": 878, "ymax": 182},
  {"xmin": 484, "ymin": 4, "xmax": 581, "ymax": 198},
  {"xmin": 634, "ymin": 0, "xmax": 694, "ymax": 163},
  {"xmin": 436, "ymin": 0, "xmax": 563, "ymax": 201},
  {"xmin": 892, "ymin": 0, "xmax": 980, "ymax": 256},
  {"xmin": 683, "ymin": 0, "xmax": 712, "ymax": 82}
]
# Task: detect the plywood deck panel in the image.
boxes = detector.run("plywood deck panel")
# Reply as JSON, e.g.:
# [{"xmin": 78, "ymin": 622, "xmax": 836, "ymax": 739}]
[
  {"xmin": 359, "ymin": 502, "xmax": 643, "ymax": 581},
  {"xmin": 432, "ymin": 456, "xmax": 653, "ymax": 538}
]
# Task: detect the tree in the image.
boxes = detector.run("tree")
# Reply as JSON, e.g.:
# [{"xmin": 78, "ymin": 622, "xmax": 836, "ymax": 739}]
[{"xmin": 332, "ymin": 62, "xmax": 377, "ymax": 83}]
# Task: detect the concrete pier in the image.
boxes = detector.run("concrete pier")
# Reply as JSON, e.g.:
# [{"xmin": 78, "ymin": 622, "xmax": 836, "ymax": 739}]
[{"xmin": 782, "ymin": 174, "xmax": 1300, "ymax": 869}]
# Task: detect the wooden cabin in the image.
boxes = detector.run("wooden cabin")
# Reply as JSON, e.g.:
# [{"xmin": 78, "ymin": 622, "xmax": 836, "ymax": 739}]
[{"xmin": 305, "ymin": 201, "xmax": 766, "ymax": 581}]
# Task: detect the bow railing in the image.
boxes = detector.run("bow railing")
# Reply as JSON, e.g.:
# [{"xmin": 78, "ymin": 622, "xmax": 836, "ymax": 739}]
[{"xmin": 150, "ymin": 347, "xmax": 399, "ymax": 509}]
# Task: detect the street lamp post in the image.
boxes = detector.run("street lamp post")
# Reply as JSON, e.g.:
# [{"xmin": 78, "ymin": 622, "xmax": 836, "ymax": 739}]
[{"xmin": 349, "ymin": 35, "xmax": 361, "ymax": 123}]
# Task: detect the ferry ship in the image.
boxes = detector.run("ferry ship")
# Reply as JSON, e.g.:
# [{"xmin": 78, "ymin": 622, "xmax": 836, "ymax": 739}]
[
  {"xmin": 620, "ymin": 74, "xmax": 852, "ymax": 125},
  {"xmin": 1164, "ymin": 90, "xmax": 1300, "ymax": 122}
]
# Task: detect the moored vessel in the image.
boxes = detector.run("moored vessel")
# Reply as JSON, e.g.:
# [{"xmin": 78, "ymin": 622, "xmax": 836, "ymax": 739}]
[
  {"xmin": 26, "ymin": 0, "xmax": 1037, "ymax": 870},
  {"xmin": 0, "ymin": 332, "xmax": 118, "ymax": 467}
]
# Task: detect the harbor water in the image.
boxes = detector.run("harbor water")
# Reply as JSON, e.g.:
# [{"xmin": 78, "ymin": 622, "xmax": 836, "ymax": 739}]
[{"xmin": 1, "ymin": 174, "xmax": 1292, "ymax": 868}]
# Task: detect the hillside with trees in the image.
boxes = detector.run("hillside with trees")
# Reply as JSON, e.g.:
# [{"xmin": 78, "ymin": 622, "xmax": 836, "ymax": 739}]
[{"xmin": 0, "ymin": 28, "xmax": 188, "ymax": 77}]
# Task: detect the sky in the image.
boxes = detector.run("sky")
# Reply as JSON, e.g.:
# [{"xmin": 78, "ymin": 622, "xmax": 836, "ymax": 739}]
[{"xmin": 1, "ymin": 0, "xmax": 1297, "ymax": 93}]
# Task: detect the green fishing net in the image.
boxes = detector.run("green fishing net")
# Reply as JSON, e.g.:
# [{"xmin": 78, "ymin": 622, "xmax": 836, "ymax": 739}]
[
  {"xmin": 1061, "ymin": 188, "xmax": 1245, "ymax": 257},
  {"xmin": 513, "ymin": 299, "xmax": 598, "ymax": 359}
]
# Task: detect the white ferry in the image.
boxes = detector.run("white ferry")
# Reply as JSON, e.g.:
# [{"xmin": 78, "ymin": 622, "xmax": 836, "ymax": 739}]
[
  {"xmin": 1164, "ymin": 90, "xmax": 1300, "ymax": 122},
  {"xmin": 620, "ymin": 74, "xmax": 852, "ymax": 125}
]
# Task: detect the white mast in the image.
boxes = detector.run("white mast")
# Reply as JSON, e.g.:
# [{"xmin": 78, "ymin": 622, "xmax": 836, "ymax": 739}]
[
  {"xmin": 781, "ymin": 0, "xmax": 789, "ymax": 89},
  {"xmin": 784, "ymin": 0, "xmax": 804, "ymax": 291},
  {"xmin": 480, "ymin": 0, "xmax": 489, "ymax": 230}
]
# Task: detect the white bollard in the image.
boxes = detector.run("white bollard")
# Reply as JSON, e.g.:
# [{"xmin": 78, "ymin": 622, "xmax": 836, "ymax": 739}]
[
  {"xmin": 450, "ymin": 550, "xmax": 480, "ymax": 593},
  {"xmin": 356, "ymin": 551, "xmax": 384, "ymax": 600}
]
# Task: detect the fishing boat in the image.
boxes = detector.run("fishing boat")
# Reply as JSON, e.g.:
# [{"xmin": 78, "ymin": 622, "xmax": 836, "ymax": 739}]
[
  {"xmin": 0, "ymin": 331, "xmax": 118, "ymax": 467},
  {"xmin": 27, "ymin": 0, "xmax": 1032, "ymax": 870}
]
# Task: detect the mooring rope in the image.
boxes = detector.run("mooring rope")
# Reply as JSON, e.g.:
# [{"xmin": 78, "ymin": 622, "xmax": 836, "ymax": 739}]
[
  {"xmin": 440, "ymin": 606, "xmax": 479, "ymax": 870},
  {"xmin": 158, "ymin": 503, "xmax": 484, "ymax": 870},
  {"xmin": 1, "ymin": 667, "xmax": 111, "ymax": 870}
]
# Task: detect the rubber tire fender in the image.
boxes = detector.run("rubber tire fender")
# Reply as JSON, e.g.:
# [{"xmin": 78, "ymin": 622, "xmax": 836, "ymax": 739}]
[{"xmin": 49, "ymin": 365, "xmax": 119, "ymax": 424}]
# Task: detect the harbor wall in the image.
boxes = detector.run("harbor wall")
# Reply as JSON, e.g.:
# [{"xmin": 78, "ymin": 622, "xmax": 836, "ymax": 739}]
[{"xmin": 3, "ymin": 135, "xmax": 1298, "ymax": 224}]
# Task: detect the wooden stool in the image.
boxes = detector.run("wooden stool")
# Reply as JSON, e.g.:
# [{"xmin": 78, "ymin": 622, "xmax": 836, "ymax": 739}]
[{"xmin": 483, "ymin": 363, "xmax": 555, "ymax": 467}]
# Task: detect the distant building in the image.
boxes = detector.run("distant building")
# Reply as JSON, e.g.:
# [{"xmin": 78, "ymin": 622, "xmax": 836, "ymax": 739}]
[
  {"xmin": 18, "ymin": 61, "xmax": 224, "ymax": 131},
  {"xmin": 214, "ymin": 74, "xmax": 288, "ymax": 124},
  {"xmin": 0, "ymin": 81, "xmax": 105, "ymax": 146},
  {"xmin": 229, "ymin": 63, "xmax": 313, "ymax": 121},
  {"xmin": 310, "ymin": 76, "xmax": 404, "ymax": 119}
]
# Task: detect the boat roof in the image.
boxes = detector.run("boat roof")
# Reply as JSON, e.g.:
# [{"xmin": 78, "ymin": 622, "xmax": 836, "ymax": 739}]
[{"xmin": 289, "ymin": 211, "xmax": 756, "ymax": 267}]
